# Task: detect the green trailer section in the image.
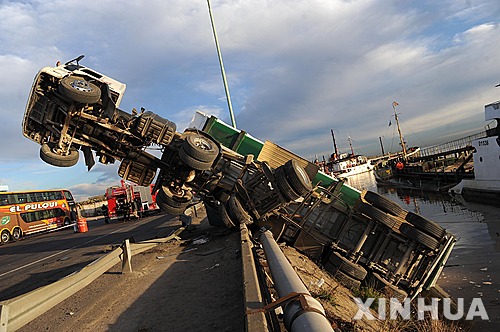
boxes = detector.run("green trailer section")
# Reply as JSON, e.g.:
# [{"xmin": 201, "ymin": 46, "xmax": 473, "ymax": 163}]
[{"xmin": 197, "ymin": 112, "xmax": 361, "ymax": 207}]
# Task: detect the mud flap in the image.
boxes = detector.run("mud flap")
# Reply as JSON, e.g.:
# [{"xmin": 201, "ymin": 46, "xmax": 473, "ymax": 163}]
[{"xmin": 82, "ymin": 146, "xmax": 95, "ymax": 171}]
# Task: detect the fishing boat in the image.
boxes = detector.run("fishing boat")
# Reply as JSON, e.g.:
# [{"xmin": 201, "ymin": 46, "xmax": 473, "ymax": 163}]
[
  {"xmin": 373, "ymin": 102, "xmax": 474, "ymax": 191},
  {"xmin": 449, "ymin": 86, "xmax": 500, "ymax": 206},
  {"xmin": 328, "ymin": 130, "xmax": 374, "ymax": 178}
]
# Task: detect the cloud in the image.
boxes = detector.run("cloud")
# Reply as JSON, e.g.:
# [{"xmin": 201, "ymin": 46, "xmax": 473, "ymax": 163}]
[{"xmin": 1, "ymin": 0, "xmax": 500, "ymax": 198}]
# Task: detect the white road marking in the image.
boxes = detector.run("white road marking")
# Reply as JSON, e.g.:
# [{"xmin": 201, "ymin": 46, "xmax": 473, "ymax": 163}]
[{"xmin": 0, "ymin": 226, "xmax": 130, "ymax": 278}]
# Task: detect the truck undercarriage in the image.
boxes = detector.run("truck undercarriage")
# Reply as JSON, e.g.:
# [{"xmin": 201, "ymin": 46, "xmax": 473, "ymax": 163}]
[{"xmin": 22, "ymin": 57, "xmax": 456, "ymax": 303}]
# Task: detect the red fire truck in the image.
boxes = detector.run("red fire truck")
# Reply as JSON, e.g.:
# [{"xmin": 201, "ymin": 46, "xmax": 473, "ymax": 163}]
[{"xmin": 104, "ymin": 180, "xmax": 158, "ymax": 219}]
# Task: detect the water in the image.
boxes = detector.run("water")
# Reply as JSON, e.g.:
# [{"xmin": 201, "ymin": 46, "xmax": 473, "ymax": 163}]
[{"xmin": 344, "ymin": 172, "xmax": 500, "ymax": 331}]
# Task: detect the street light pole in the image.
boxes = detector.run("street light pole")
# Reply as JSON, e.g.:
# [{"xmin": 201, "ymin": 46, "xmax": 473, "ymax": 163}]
[{"xmin": 207, "ymin": 0, "xmax": 237, "ymax": 128}]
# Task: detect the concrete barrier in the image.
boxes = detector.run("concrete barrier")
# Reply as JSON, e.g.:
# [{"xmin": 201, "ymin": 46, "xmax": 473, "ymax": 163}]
[{"xmin": 240, "ymin": 224, "xmax": 268, "ymax": 331}]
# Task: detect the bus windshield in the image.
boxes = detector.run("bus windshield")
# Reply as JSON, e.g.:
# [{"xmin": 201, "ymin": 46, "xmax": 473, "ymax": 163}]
[{"xmin": 0, "ymin": 189, "xmax": 77, "ymax": 244}]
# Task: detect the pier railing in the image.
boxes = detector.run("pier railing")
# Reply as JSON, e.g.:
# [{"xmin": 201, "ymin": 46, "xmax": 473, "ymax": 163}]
[{"xmin": 419, "ymin": 131, "xmax": 487, "ymax": 158}]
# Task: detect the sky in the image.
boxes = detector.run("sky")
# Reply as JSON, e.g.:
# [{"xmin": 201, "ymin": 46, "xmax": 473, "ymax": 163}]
[{"xmin": 1, "ymin": 0, "xmax": 500, "ymax": 201}]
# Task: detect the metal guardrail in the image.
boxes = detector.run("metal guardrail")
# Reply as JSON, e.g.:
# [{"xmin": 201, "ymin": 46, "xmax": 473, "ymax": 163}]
[
  {"xmin": 419, "ymin": 131, "xmax": 486, "ymax": 158},
  {"xmin": 0, "ymin": 227, "xmax": 185, "ymax": 332},
  {"xmin": 0, "ymin": 212, "xmax": 328, "ymax": 332}
]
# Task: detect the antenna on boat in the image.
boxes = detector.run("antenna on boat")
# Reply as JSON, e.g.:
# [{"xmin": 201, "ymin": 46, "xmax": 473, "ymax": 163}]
[
  {"xmin": 392, "ymin": 101, "xmax": 407, "ymax": 159},
  {"xmin": 207, "ymin": 0, "xmax": 237, "ymax": 128}
]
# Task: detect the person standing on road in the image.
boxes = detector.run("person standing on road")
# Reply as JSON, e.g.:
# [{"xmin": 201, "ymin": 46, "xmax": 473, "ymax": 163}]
[
  {"xmin": 122, "ymin": 201, "xmax": 131, "ymax": 221},
  {"xmin": 102, "ymin": 204, "xmax": 109, "ymax": 224}
]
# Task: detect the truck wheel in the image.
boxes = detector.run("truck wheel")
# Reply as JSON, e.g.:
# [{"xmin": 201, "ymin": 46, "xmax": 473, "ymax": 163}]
[
  {"xmin": 399, "ymin": 223, "xmax": 439, "ymax": 250},
  {"xmin": 219, "ymin": 203, "xmax": 237, "ymax": 229},
  {"xmin": 156, "ymin": 185, "xmax": 191, "ymax": 216},
  {"xmin": 362, "ymin": 191, "xmax": 406, "ymax": 218},
  {"xmin": 405, "ymin": 212, "xmax": 446, "ymax": 239},
  {"xmin": 59, "ymin": 76, "xmax": 101, "ymax": 104},
  {"xmin": 40, "ymin": 142, "xmax": 79, "ymax": 167},
  {"xmin": 179, "ymin": 148, "xmax": 213, "ymax": 171},
  {"xmin": 1, "ymin": 230, "xmax": 10, "ymax": 244},
  {"xmin": 355, "ymin": 202, "xmax": 400, "ymax": 229},
  {"xmin": 329, "ymin": 269, "xmax": 361, "ymax": 290},
  {"xmin": 274, "ymin": 167, "xmax": 300, "ymax": 201},
  {"xmin": 283, "ymin": 160, "xmax": 312, "ymax": 195},
  {"xmin": 11, "ymin": 228, "xmax": 21, "ymax": 241},
  {"xmin": 159, "ymin": 185, "xmax": 192, "ymax": 207},
  {"xmin": 156, "ymin": 194, "xmax": 188, "ymax": 216},
  {"xmin": 369, "ymin": 273, "xmax": 407, "ymax": 301},
  {"xmin": 181, "ymin": 133, "xmax": 220, "ymax": 163},
  {"xmin": 327, "ymin": 252, "xmax": 367, "ymax": 281},
  {"xmin": 227, "ymin": 196, "xmax": 252, "ymax": 225}
]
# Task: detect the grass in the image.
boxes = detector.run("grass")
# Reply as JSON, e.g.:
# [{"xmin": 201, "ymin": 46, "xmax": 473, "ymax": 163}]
[
  {"xmin": 352, "ymin": 285, "xmax": 384, "ymax": 311},
  {"xmin": 313, "ymin": 288, "xmax": 338, "ymax": 307}
]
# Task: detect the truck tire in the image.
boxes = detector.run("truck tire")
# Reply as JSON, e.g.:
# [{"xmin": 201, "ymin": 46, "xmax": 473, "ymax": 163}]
[
  {"xmin": 355, "ymin": 202, "xmax": 400, "ymax": 229},
  {"xmin": 156, "ymin": 185, "xmax": 191, "ymax": 216},
  {"xmin": 40, "ymin": 142, "xmax": 79, "ymax": 167},
  {"xmin": 282, "ymin": 160, "xmax": 312, "ymax": 196},
  {"xmin": 274, "ymin": 167, "xmax": 300, "ymax": 201},
  {"xmin": 369, "ymin": 273, "xmax": 407, "ymax": 301},
  {"xmin": 327, "ymin": 252, "xmax": 367, "ymax": 281},
  {"xmin": 405, "ymin": 212, "xmax": 446, "ymax": 239},
  {"xmin": 329, "ymin": 269, "xmax": 361, "ymax": 290},
  {"xmin": 227, "ymin": 196, "xmax": 252, "ymax": 225},
  {"xmin": 399, "ymin": 223, "xmax": 440, "ymax": 250},
  {"xmin": 179, "ymin": 148, "xmax": 213, "ymax": 171},
  {"xmin": 219, "ymin": 202, "xmax": 237, "ymax": 229},
  {"xmin": 363, "ymin": 191, "xmax": 406, "ymax": 217},
  {"xmin": 156, "ymin": 195, "xmax": 188, "ymax": 216},
  {"xmin": 181, "ymin": 133, "xmax": 220, "ymax": 163},
  {"xmin": 59, "ymin": 76, "xmax": 101, "ymax": 104},
  {"xmin": 159, "ymin": 185, "xmax": 193, "ymax": 207}
]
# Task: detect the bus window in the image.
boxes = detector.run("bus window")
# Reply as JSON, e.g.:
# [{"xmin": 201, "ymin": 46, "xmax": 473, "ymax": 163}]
[
  {"xmin": 47, "ymin": 191, "xmax": 57, "ymax": 200},
  {"xmin": 27, "ymin": 192, "xmax": 37, "ymax": 202},
  {"xmin": 15, "ymin": 193, "xmax": 28, "ymax": 204},
  {"xmin": 7, "ymin": 194, "xmax": 15, "ymax": 204},
  {"xmin": 63, "ymin": 191, "xmax": 74, "ymax": 201},
  {"xmin": 20, "ymin": 208, "xmax": 66, "ymax": 223},
  {"xmin": 0, "ymin": 194, "xmax": 8, "ymax": 205}
]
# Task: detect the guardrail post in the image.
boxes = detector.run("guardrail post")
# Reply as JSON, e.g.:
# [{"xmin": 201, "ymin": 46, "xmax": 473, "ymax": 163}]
[
  {"xmin": 121, "ymin": 239, "xmax": 132, "ymax": 273},
  {"xmin": 0, "ymin": 304, "xmax": 9, "ymax": 332}
]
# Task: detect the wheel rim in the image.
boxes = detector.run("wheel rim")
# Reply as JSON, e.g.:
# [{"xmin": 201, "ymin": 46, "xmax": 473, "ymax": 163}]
[
  {"xmin": 193, "ymin": 137, "xmax": 212, "ymax": 151},
  {"xmin": 69, "ymin": 79, "xmax": 95, "ymax": 93},
  {"xmin": 12, "ymin": 229, "xmax": 21, "ymax": 240},
  {"xmin": 296, "ymin": 164, "xmax": 309, "ymax": 183},
  {"xmin": 1, "ymin": 231, "xmax": 9, "ymax": 243}
]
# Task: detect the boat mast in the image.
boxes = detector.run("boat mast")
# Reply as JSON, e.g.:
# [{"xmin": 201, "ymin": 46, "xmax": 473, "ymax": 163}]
[
  {"xmin": 331, "ymin": 129, "xmax": 339, "ymax": 160},
  {"xmin": 347, "ymin": 135, "xmax": 354, "ymax": 156},
  {"xmin": 392, "ymin": 101, "xmax": 407, "ymax": 159},
  {"xmin": 379, "ymin": 136, "xmax": 385, "ymax": 155}
]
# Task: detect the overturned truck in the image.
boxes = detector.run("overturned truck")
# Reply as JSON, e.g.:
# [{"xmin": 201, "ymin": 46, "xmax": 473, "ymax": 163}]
[{"xmin": 22, "ymin": 56, "xmax": 455, "ymax": 299}]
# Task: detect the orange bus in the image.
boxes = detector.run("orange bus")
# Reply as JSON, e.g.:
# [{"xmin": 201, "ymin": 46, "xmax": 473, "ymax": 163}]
[{"xmin": 0, "ymin": 189, "xmax": 78, "ymax": 244}]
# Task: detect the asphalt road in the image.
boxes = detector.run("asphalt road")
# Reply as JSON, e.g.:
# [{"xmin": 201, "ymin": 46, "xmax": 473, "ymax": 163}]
[{"xmin": 0, "ymin": 213, "xmax": 181, "ymax": 301}]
